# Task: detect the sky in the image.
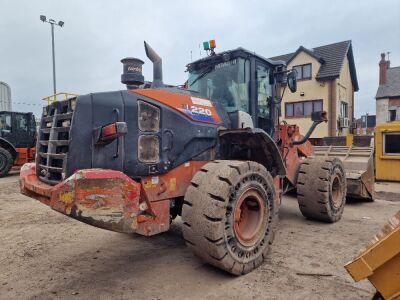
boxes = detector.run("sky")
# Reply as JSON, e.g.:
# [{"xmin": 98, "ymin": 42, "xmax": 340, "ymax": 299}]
[{"xmin": 0, "ymin": 0, "xmax": 399, "ymax": 118}]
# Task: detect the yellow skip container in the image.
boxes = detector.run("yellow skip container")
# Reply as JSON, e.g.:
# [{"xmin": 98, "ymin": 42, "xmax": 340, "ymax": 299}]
[{"xmin": 345, "ymin": 211, "xmax": 400, "ymax": 299}]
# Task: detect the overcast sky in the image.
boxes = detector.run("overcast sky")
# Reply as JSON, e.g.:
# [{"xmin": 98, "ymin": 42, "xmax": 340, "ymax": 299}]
[{"xmin": 0, "ymin": 0, "xmax": 399, "ymax": 118}]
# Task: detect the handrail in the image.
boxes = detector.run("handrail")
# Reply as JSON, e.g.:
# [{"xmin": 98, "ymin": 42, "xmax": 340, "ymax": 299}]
[{"xmin": 42, "ymin": 92, "xmax": 79, "ymax": 104}]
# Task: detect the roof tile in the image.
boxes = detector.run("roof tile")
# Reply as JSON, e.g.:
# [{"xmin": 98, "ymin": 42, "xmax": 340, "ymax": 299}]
[
  {"xmin": 376, "ymin": 67, "xmax": 400, "ymax": 98},
  {"xmin": 269, "ymin": 41, "xmax": 359, "ymax": 91}
]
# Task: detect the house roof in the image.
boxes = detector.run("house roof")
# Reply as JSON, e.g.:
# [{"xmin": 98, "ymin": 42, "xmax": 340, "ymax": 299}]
[
  {"xmin": 376, "ymin": 66, "xmax": 400, "ymax": 99},
  {"xmin": 269, "ymin": 40, "xmax": 359, "ymax": 91}
]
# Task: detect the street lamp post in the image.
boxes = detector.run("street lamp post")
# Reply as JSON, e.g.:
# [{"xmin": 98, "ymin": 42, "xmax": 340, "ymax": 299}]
[{"xmin": 40, "ymin": 15, "xmax": 64, "ymax": 95}]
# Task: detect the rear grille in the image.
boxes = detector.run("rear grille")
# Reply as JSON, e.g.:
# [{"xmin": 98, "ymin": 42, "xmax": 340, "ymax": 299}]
[{"xmin": 37, "ymin": 98, "xmax": 76, "ymax": 184}]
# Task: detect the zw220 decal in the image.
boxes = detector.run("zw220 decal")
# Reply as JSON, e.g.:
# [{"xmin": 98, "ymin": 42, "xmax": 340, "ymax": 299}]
[{"xmin": 181, "ymin": 104, "xmax": 215, "ymax": 123}]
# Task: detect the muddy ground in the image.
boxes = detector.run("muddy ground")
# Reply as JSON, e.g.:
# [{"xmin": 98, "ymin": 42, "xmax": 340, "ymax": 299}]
[{"xmin": 0, "ymin": 173, "xmax": 399, "ymax": 300}]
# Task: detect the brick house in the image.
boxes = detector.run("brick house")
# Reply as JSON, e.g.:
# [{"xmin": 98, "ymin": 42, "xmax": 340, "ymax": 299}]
[
  {"xmin": 376, "ymin": 53, "xmax": 400, "ymax": 123},
  {"xmin": 270, "ymin": 40, "xmax": 359, "ymax": 139}
]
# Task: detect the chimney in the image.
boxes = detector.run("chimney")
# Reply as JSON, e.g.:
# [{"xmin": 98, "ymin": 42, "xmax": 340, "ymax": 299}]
[{"xmin": 379, "ymin": 53, "xmax": 390, "ymax": 85}]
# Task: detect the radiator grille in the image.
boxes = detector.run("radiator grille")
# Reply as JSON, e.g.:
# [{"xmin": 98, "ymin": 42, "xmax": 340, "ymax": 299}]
[{"xmin": 37, "ymin": 98, "xmax": 75, "ymax": 184}]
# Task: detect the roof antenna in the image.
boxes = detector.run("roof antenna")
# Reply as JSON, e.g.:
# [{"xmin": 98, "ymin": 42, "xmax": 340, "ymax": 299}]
[{"xmin": 387, "ymin": 51, "xmax": 391, "ymax": 61}]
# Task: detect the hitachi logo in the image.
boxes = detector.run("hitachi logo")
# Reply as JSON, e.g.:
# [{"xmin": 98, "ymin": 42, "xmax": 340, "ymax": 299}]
[{"xmin": 128, "ymin": 66, "xmax": 142, "ymax": 72}]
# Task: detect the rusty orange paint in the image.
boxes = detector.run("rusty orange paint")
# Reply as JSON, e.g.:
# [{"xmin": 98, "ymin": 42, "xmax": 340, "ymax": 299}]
[
  {"xmin": 20, "ymin": 161, "xmax": 208, "ymax": 236},
  {"xmin": 136, "ymin": 200, "xmax": 170, "ymax": 236},
  {"xmin": 134, "ymin": 89, "xmax": 221, "ymax": 125},
  {"xmin": 278, "ymin": 123, "xmax": 313, "ymax": 185},
  {"xmin": 14, "ymin": 147, "xmax": 35, "ymax": 167},
  {"xmin": 21, "ymin": 164, "xmax": 142, "ymax": 233},
  {"xmin": 141, "ymin": 161, "xmax": 208, "ymax": 202}
]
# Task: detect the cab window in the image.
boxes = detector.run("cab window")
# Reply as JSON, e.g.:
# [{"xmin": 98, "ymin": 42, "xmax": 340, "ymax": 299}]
[
  {"xmin": 0, "ymin": 113, "xmax": 12, "ymax": 132},
  {"xmin": 15, "ymin": 114, "xmax": 28, "ymax": 131},
  {"xmin": 188, "ymin": 58, "xmax": 250, "ymax": 113},
  {"xmin": 256, "ymin": 64, "xmax": 272, "ymax": 119},
  {"xmin": 29, "ymin": 116, "xmax": 37, "ymax": 133}
]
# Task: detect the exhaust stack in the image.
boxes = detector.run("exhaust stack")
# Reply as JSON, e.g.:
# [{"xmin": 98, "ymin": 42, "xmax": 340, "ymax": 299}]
[{"xmin": 144, "ymin": 41, "xmax": 163, "ymax": 88}]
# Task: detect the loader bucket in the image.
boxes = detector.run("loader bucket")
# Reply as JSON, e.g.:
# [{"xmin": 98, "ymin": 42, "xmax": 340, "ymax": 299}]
[{"xmin": 313, "ymin": 146, "xmax": 374, "ymax": 200}]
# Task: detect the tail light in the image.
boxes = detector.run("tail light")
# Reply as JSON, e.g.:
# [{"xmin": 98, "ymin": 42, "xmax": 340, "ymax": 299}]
[
  {"xmin": 138, "ymin": 135, "xmax": 159, "ymax": 163},
  {"xmin": 137, "ymin": 101, "xmax": 161, "ymax": 163},
  {"xmin": 138, "ymin": 101, "xmax": 160, "ymax": 132},
  {"xmin": 95, "ymin": 122, "xmax": 127, "ymax": 145}
]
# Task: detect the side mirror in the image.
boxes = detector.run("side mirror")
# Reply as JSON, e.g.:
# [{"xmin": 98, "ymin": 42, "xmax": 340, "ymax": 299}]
[
  {"xmin": 287, "ymin": 70, "xmax": 297, "ymax": 93},
  {"xmin": 311, "ymin": 111, "xmax": 328, "ymax": 123}
]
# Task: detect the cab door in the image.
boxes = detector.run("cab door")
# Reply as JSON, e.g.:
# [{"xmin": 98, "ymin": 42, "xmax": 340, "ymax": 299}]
[
  {"xmin": 12, "ymin": 113, "xmax": 36, "ymax": 148},
  {"xmin": 255, "ymin": 62, "xmax": 274, "ymax": 136},
  {"xmin": 0, "ymin": 112, "xmax": 14, "ymax": 144}
]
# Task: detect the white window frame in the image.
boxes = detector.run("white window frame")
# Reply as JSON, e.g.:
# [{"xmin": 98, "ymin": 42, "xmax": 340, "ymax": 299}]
[{"xmin": 383, "ymin": 132, "xmax": 400, "ymax": 155}]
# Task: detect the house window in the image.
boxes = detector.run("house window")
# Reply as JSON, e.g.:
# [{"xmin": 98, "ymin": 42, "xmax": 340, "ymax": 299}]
[
  {"xmin": 340, "ymin": 102, "xmax": 348, "ymax": 118},
  {"xmin": 389, "ymin": 109, "xmax": 396, "ymax": 121},
  {"xmin": 285, "ymin": 100, "xmax": 323, "ymax": 117},
  {"xmin": 293, "ymin": 64, "xmax": 312, "ymax": 80},
  {"xmin": 383, "ymin": 133, "xmax": 400, "ymax": 155}
]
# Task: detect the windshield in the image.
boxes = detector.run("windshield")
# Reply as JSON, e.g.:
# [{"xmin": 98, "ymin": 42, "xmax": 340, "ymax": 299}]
[{"xmin": 188, "ymin": 58, "xmax": 250, "ymax": 113}]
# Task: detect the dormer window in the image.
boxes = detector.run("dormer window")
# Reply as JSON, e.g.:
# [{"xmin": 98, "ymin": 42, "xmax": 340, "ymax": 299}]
[{"xmin": 293, "ymin": 63, "xmax": 312, "ymax": 80}]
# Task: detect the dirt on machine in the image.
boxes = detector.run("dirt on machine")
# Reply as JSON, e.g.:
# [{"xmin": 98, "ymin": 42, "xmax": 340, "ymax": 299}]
[{"xmin": 21, "ymin": 40, "xmax": 356, "ymax": 275}]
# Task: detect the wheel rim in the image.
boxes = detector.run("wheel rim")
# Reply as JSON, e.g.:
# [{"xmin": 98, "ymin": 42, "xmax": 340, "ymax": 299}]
[
  {"xmin": 331, "ymin": 174, "xmax": 343, "ymax": 208},
  {"xmin": 234, "ymin": 189, "xmax": 266, "ymax": 247}
]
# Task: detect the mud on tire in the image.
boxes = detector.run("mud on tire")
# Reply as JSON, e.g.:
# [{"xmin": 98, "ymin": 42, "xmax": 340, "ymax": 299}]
[
  {"xmin": 296, "ymin": 157, "xmax": 346, "ymax": 223},
  {"xmin": 181, "ymin": 160, "xmax": 278, "ymax": 275},
  {"xmin": 0, "ymin": 147, "xmax": 13, "ymax": 177}
]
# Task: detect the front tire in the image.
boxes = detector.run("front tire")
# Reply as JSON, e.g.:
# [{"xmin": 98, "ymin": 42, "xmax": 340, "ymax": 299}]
[
  {"xmin": 182, "ymin": 160, "xmax": 277, "ymax": 275},
  {"xmin": 0, "ymin": 147, "xmax": 13, "ymax": 177},
  {"xmin": 296, "ymin": 157, "xmax": 346, "ymax": 223}
]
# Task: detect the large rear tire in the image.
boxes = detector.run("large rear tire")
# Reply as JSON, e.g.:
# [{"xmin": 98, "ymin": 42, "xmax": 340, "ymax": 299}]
[
  {"xmin": 182, "ymin": 160, "xmax": 277, "ymax": 275},
  {"xmin": 0, "ymin": 147, "xmax": 13, "ymax": 177},
  {"xmin": 296, "ymin": 157, "xmax": 346, "ymax": 223}
]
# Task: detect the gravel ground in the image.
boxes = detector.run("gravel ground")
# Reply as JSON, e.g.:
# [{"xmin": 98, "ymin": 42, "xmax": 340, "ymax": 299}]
[{"xmin": 0, "ymin": 173, "xmax": 399, "ymax": 300}]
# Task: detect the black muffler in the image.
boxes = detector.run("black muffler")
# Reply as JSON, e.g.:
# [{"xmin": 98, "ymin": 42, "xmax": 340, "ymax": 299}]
[{"xmin": 144, "ymin": 41, "xmax": 164, "ymax": 88}]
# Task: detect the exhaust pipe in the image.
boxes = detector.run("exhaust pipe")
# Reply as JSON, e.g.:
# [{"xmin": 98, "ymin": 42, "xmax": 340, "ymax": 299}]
[{"xmin": 144, "ymin": 41, "xmax": 163, "ymax": 88}]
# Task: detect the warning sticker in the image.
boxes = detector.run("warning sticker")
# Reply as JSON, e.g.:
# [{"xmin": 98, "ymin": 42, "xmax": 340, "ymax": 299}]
[
  {"xmin": 170, "ymin": 178, "xmax": 176, "ymax": 191},
  {"xmin": 151, "ymin": 176, "xmax": 159, "ymax": 185},
  {"xmin": 191, "ymin": 97, "xmax": 212, "ymax": 107}
]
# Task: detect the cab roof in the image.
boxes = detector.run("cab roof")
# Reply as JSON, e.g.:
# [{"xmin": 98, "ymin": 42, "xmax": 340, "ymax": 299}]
[{"xmin": 187, "ymin": 47, "xmax": 286, "ymax": 71}]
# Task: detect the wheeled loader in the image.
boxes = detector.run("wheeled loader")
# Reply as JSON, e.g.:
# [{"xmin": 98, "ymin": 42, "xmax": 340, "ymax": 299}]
[
  {"xmin": 21, "ymin": 41, "xmax": 360, "ymax": 275},
  {"xmin": 0, "ymin": 111, "xmax": 36, "ymax": 177}
]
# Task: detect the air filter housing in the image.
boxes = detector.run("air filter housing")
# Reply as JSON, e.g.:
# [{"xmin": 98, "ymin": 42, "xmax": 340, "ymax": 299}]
[{"xmin": 121, "ymin": 57, "xmax": 144, "ymax": 89}]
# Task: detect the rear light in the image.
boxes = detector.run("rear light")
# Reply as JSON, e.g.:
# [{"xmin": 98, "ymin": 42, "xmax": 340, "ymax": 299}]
[
  {"xmin": 95, "ymin": 122, "xmax": 127, "ymax": 145},
  {"xmin": 102, "ymin": 123, "xmax": 117, "ymax": 137},
  {"xmin": 138, "ymin": 135, "xmax": 159, "ymax": 163},
  {"xmin": 138, "ymin": 101, "xmax": 160, "ymax": 132}
]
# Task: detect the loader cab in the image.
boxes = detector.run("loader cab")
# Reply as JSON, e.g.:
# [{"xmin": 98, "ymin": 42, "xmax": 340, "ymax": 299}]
[
  {"xmin": 187, "ymin": 48, "xmax": 288, "ymax": 136},
  {"xmin": 0, "ymin": 111, "xmax": 36, "ymax": 148}
]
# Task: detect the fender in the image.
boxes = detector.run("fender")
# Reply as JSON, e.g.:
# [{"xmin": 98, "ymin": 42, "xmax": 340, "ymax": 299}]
[
  {"xmin": 0, "ymin": 137, "xmax": 17, "ymax": 160},
  {"xmin": 218, "ymin": 128, "xmax": 285, "ymax": 177}
]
